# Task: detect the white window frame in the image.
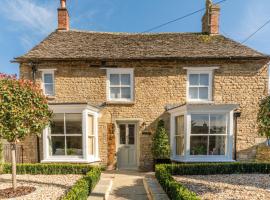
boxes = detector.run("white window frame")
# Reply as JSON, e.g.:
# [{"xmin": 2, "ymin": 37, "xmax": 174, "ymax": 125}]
[
  {"xmin": 185, "ymin": 67, "xmax": 218, "ymax": 103},
  {"xmin": 41, "ymin": 104, "xmax": 100, "ymax": 163},
  {"xmin": 39, "ymin": 69, "xmax": 57, "ymax": 97},
  {"xmin": 169, "ymin": 104, "xmax": 236, "ymax": 162},
  {"xmin": 106, "ymin": 68, "xmax": 134, "ymax": 103}
]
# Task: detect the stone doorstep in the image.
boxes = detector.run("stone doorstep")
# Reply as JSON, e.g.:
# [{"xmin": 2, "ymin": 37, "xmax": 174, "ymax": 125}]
[
  {"xmin": 88, "ymin": 178, "xmax": 113, "ymax": 200},
  {"xmin": 143, "ymin": 177, "xmax": 169, "ymax": 200}
]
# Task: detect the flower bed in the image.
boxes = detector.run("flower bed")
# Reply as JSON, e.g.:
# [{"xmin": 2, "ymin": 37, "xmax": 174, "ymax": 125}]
[{"xmin": 155, "ymin": 162, "xmax": 270, "ymax": 200}]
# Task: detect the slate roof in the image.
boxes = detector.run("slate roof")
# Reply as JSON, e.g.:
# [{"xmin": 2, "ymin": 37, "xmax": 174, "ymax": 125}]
[{"xmin": 16, "ymin": 30, "xmax": 269, "ymax": 61}]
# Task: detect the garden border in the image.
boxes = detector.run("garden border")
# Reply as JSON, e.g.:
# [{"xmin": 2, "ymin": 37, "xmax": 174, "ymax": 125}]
[
  {"xmin": 0, "ymin": 163, "xmax": 101, "ymax": 200},
  {"xmin": 155, "ymin": 162, "xmax": 270, "ymax": 200}
]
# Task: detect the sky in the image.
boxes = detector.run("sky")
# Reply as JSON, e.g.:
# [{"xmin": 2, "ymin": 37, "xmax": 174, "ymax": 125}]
[{"xmin": 0, "ymin": 0, "xmax": 270, "ymax": 75}]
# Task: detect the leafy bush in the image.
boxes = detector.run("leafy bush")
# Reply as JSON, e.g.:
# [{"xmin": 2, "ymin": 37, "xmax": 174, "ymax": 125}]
[
  {"xmin": 152, "ymin": 120, "xmax": 170, "ymax": 159},
  {"xmin": 155, "ymin": 165, "xmax": 199, "ymax": 200},
  {"xmin": 1, "ymin": 163, "xmax": 94, "ymax": 175},
  {"xmin": 258, "ymin": 96, "xmax": 270, "ymax": 145},
  {"xmin": 62, "ymin": 167, "xmax": 101, "ymax": 200}
]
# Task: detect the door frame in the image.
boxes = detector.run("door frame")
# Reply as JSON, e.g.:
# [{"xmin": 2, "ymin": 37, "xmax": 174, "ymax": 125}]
[{"xmin": 115, "ymin": 120, "xmax": 140, "ymax": 169}]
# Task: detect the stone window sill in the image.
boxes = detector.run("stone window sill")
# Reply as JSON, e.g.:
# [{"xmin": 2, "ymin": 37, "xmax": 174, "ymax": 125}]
[{"xmin": 106, "ymin": 101, "xmax": 135, "ymax": 105}]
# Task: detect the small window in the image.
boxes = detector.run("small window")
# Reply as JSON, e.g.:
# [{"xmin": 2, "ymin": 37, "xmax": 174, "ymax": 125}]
[
  {"xmin": 185, "ymin": 68, "xmax": 215, "ymax": 102},
  {"xmin": 175, "ymin": 115, "xmax": 184, "ymax": 156},
  {"xmin": 43, "ymin": 72, "xmax": 54, "ymax": 96},
  {"xmin": 107, "ymin": 68, "xmax": 134, "ymax": 102}
]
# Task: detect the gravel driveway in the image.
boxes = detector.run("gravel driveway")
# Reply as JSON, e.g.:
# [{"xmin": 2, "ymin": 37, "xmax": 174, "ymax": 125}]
[
  {"xmin": 174, "ymin": 174, "xmax": 270, "ymax": 200},
  {"xmin": 0, "ymin": 174, "xmax": 82, "ymax": 200}
]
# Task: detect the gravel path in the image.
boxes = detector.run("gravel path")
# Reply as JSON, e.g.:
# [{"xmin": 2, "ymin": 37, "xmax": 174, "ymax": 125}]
[
  {"xmin": 0, "ymin": 174, "xmax": 82, "ymax": 200},
  {"xmin": 174, "ymin": 174, "xmax": 270, "ymax": 200}
]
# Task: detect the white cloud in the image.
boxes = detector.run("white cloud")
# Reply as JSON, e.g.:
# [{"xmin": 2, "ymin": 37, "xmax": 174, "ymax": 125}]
[{"xmin": 0, "ymin": 0, "xmax": 57, "ymax": 34}]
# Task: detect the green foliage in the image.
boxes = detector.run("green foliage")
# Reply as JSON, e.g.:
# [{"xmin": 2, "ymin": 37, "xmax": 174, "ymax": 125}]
[
  {"xmin": 155, "ymin": 165, "xmax": 200, "ymax": 200},
  {"xmin": 164, "ymin": 162, "xmax": 270, "ymax": 175},
  {"xmin": 0, "ymin": 75, "xmax": 52, "ymax": 142},
  {"xmin": 152, "ymin": 120, "xmax": 170, "ymax": 159},
  {"xmin": 1, "ymin": 163, "xmax": 95, "ymax": 175},
  {"xmin": 258, "ymin": 96, "xmax": 270, "ymax": 143},
  {"xmin": 62, "ymin": 167, "xmax": 101, "ymax": 200}
]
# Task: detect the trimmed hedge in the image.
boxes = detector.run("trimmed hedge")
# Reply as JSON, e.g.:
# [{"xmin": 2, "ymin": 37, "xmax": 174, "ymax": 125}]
[
  {"xmin": 155, "ymin": 165, "xmax": 199, "ymax": 200},
  {"xmin": 165, "ymin": 162, "xmax": 270, "ymax": 175},
  {"xmin": 0, "ymin": 163, "xmax": 94, "ymax": 175},
  {"xmin": 61, "ymin": 167, "xmax": 101, "ymax": 200},
  {"xmin": 156, "ymin": 162, "xmax": 270, "ymax": 200}
]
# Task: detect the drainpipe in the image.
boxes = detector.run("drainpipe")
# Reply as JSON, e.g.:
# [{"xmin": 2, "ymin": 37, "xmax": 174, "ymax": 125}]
[
  {"xmin": 234, "ymin": 111, "xmax": 241, "ymax": 160},
  {"xmin": 30, "ymin": 62, "xmax": 41, "ymax": 163}
]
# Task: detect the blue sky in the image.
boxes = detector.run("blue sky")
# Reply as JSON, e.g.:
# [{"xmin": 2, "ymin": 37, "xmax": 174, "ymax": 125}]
[{"xmin": 0, "ymin": 0, "xmax": 270, "ymax": 75}]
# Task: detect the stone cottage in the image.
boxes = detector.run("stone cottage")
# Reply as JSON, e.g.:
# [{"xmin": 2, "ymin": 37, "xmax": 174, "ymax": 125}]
[{"xmin": 15, "ymin": 0, "xmax": 269, "ymax": 170}]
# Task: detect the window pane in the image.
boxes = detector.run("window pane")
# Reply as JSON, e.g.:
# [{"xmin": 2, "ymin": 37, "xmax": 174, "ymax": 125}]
[
  {"xmin": 51, "ymin": 114, "xmax": 64, "ymax": 135},
  {"xmin": 110, "ymin": 87, "xmax": 120, "ymax": 99},
  {"xmin": 110, "ymin": 74, "xmax": 120, "ymax": 86},
  {"xmin": 175, "ymin": 116, "xmax": 184, "ymax": 136},
  {"xmin": 128, "ymin": 124, "xmax": 135, "ymax": 145},
  {"xmin": 191, "ymin": 114, "xmax": 209, "ymax": 134},
  {"xmin": 66, "ymin": 114, "xmax": 82, "ymax": 135},
  {"xmin": 175, "ymin": 136, "xmax": 184, "ymax": 156},
  {"xmin": 199, "ymin": 87, "xmax": 208, "ymax": 100},
  {"xmin": 121, "ymin": 74, "xmax": 131, "ymax": 85},
  {"xmin": 190, "ymin": 136, "xmax": 208, "ymax": 155},
  {"xmin": 88, "ymin": 136, "xmax": 95, "ymax": 155},
  {"xmin": 66, "ymin": 136, "xmax": 82, "ymax": 156},
  {"xmin": 210, "ymin": 114, "xmax": 226, "ymax": 134},
  {"xmin": 44, "ymin": 73, "xmax": 53, "ymax": 83},
  {"xmin": 200, "ymin": 74, "xmax": 209, "ymax": 86},
  {"xmin": 44, "ymin": 84, "xmax": 54, "ymax": 96},
  {"xmin": 50, "ymin": 136, "xmax": 65, "ymax": 155},
  {"xmin": 189, "ymin": 87, "xmax": 198, "ymax": 99},
  {"xmin": 209, "ymin": 136, "xmax": 226, "ymax": 155},
  {"xmin": 119, "ymin": 124, "xmax": 126, "ymax": 144},
  {"xmin": 121, "ymin": 87, "xmax": 131, "ymax": 99},
  {"xmin": 189, "ymin": 74, "xmax": 199, "ymax": 86}
]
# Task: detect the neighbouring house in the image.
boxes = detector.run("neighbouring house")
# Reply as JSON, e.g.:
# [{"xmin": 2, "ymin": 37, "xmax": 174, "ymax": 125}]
[{"xmin": 14, "ymin": 0, "xmax": 269, "ymax": 170}]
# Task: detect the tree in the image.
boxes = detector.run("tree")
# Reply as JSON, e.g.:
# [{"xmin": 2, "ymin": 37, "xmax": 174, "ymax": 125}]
[
  {"xmin": 0, "ymin": 73, "xmax": 52, "ymax": 190},
  {"xmin": 257, "ymin": 96, "xmax": 270, "ymax": 146},
  {"xmin": 152, "ymin": 119, "xmax": 170, "ymax": 160}
]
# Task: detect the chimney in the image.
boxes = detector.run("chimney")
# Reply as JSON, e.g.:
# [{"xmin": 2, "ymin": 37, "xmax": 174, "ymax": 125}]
[
  {"xmin": 58, "ymin": 0, "xmax": 69, "ymax": 31},
  {"xmin": 202, "ymin": 0, "xmax": 220, "ymax": 35}
]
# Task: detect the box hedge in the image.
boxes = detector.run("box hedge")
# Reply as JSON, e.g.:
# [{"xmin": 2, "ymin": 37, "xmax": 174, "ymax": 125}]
[
  {"xmin": 61, "ymin": 167, "xmax": 101, "ymax": 200},
  {"xmin": 0, "ymin": 163, "xmax": 94, "ymax": 175}
]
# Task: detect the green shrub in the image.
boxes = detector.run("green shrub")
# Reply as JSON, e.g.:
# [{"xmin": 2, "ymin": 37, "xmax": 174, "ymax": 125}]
[
  {"xmin": 1, "ymin": 163, "xmax": 94, "ymax": 175},
  {"xmin": 155, "ymin": 165, "xmax": 199, "ymax": 200},
  {"xmin": 62, "ymin": 167, "xmax": 101, "ymax": 200},
  {"xmin": 166, "ymin": 162, "xmax": 270, "ymax": 175}
]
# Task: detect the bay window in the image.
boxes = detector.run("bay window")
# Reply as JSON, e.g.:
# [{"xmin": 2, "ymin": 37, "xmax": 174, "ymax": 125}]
[
  {"xmin": 42, "ymin": 104, "xmax": 100, "ymax": 163},
  {"xmin": 169, "ymin": 104, "xmax": 237, "ymax": 162}
]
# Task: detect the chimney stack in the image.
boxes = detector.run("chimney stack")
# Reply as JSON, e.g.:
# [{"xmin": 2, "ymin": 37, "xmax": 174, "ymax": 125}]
[
  {"xmin": 202, "ymin": 0, "xmax": 220, "ymax": 35},
  {"xmin": 58, "ymin": 0, "xmax": 69, "ymax": 31}
]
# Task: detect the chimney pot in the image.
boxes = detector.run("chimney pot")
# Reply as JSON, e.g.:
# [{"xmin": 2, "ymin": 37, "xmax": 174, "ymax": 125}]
[
  {"xmin": 58, "ymin": 0, "xmax": 69, "ymax": 31},
  {"xmin": 202, "ymin": 0, "xmax": 220, "ymax": 35}
]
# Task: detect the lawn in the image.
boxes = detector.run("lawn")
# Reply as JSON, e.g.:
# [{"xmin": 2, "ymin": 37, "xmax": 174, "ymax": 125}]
[{"xmin": 174, "ymin": 174, "xmax": 270, "ymax": 200}]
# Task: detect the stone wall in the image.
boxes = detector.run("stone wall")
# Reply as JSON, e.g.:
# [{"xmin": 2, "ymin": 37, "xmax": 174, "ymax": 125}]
[{"xmin": 19, "ymin": 59, "xmax": 268, "ymax": 169}]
